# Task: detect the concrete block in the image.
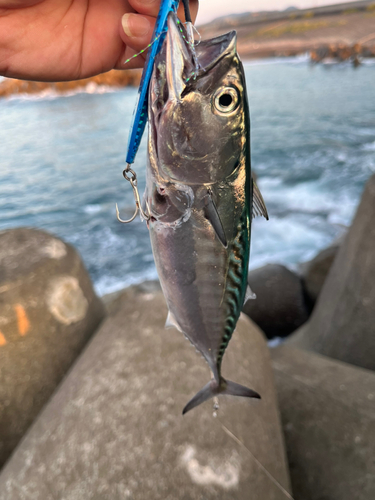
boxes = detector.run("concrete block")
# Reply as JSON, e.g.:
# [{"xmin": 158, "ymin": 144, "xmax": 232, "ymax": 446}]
[
  {"xmin": 0, "ymin": 228, "xmax": 105, "ymax": 468},
  {"xmin": 290, "ymin": 174, "xmax": 375, "ymax": 370},
  {"xmin": 272, "ymin": 345, "xmax": 375, "ymax": 500},
  {"xmin": 244, "ymin": 264, "xmax": 309, "ymax": 339},
  {"xmin": 0, "ymin": 288, "xmax": 291, "ymax": 500}
]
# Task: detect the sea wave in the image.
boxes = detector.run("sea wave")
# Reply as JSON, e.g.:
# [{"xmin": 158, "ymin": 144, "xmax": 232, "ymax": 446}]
[
  {"xmin": 83, "ymin": 204, "xmax": 102, "ymax": 215},
  {"xmin": 362, "ymin": 140, "xmax": 375, "ymax": 151},
  {"xmin": 1, "ymin": 61, "xmax": 374, "ymax": 296},
  {"xmin": 95, "ymin": 266, "xmax": 159, "ymax": 297},
  {"xmin": 4, "ymin": 82, "xmax": 119, "ymax": 102}
]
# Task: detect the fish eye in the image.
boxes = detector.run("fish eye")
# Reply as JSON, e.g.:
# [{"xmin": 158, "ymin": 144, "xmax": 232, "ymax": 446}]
[{"xmin": 213, "ymin": 87, "xmax": 239, "ymax": 114}]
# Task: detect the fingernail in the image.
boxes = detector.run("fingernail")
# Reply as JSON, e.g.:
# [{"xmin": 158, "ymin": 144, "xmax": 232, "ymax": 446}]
[{"xmin": 122, "ymin": 14, "xmax": 151, "ymax": 37}]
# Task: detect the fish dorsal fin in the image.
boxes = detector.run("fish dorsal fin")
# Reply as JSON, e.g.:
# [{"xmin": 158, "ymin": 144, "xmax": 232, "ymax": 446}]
[
  {"xmin": 204, "ymin": 193, "xmax": 228, "ymax": 248},
  {"xmin": 244, "ymin": 285, "xmax": 257, "ymax": 304},
  {"xmin": 252, "ymin": 178, "xmax": 269, "ymax": 220},
  {"xmin": 165, "ymin": 310, "xmax": 182, "ymax": 332}
]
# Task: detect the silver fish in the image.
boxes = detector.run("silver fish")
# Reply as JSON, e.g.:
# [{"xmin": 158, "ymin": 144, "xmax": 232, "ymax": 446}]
[{"xmin": 146, "ymin": 12, "xmax": 268, "ymax": 414}]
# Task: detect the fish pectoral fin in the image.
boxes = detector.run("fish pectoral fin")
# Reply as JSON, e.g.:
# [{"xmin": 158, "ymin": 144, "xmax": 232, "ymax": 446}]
[
  {"xmin": 182, "ymin": 377, "xmax": 261, "ymax": 415},
  {"xmin": 244, "ymin": 285, "xmax": 257, "ymax": 304},
  {"xmin": 165, "ymin": 311, "xmax": 182, "ymax": 332},
  {"xmin": 204, "ymin": 195, "xmax": 228, "ymax": 248},
  {"xmin": 252, "ymin": 178, "xmax": 269, "ymax": 220}
]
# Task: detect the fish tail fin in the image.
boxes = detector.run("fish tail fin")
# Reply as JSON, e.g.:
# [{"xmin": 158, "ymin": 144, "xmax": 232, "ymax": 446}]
[
  {"xmin": 223, "ymin": 380, "xmax": 261, "ymax": 400},
  {"xmin": 182, "ymin": 378, "xmax": 260, "ymax": 415},
  {"xmin": 182, "ymin": 380, "xmax": 216, "ymax": 415}
]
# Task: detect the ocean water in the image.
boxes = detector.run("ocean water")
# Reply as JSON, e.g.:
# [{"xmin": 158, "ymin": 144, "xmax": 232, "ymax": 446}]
[{"xmin": 0, "ymin": 59, "xmax": 374, "ymax": 296}]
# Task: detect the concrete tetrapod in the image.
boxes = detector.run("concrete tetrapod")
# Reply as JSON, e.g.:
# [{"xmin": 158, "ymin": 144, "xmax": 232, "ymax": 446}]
[
  {"xmin": 243, "ymin": 264, "xmax": 309, "ymax": 339},
  {"xmin": 299, "ymin": 239, "xmax": 342, "ymax": 307},
  {"xmin": 290, "ymin": 174, "xmax": 375, "ymax": 370},
  {"xmin": 271, "ymin": 345, "xmax": 375, "ymax": 500},
  {"xmin": 0, "ymin": 288, "xmax": 291, "ymax": 500},
  {"xmin": 0, "ymin": 228, "xmax": 105, "ymax": 469}
]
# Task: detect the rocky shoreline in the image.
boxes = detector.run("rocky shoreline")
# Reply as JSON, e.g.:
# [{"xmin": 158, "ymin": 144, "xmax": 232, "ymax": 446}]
[
  {"xmin": 0, "ymin": 174, "xmax": 374, "ymax": 499},
  {"xmin": 1, "ymin": 39, "xmax": 374, "ymax": 100},
  {"xmin": 0, "ymin": 69, "xmax": 141, "ymax": 99},
  {"xmin": 310, "ymin": 42, "xmax": 375, "ymax": 64}
]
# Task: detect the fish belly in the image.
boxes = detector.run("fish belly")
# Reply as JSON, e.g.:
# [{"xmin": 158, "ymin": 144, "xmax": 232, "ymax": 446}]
[{"xmin": 149, "ymin": 213, "xmax": 229, "ymax": 375}]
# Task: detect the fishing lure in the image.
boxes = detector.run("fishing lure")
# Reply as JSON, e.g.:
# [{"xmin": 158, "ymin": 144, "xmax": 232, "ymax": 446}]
[{"xmin": 125, "ymin": 0, "xmax": 180, "ymax": 167}]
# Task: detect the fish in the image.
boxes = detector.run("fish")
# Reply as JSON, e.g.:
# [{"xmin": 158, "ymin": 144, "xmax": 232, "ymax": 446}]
[{"xmin": 145, "ymin": 11, "xmax": 268, "ymax": 415}]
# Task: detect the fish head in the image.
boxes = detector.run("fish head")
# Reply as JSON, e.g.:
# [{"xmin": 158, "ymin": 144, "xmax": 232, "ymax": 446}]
[{"xmin": 149, "ymin": 12, "xmax": 249, "ymax": 185}]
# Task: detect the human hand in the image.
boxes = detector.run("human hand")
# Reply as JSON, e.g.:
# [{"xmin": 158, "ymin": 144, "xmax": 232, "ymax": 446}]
[{"xmin": 0, "ymin": 0, "xmax": 198, "ymax": 82}]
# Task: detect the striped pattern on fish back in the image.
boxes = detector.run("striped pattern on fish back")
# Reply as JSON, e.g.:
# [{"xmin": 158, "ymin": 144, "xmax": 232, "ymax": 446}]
[{"xmin": 216, "ymin": 208, "xmax": 250, "ymax": 371}]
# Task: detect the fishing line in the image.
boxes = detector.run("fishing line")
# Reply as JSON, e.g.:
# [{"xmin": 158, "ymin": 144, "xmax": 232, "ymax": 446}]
[
  {"xmin": 176, "ymin": 19, "xmax": 200, "ymax": 48},
  {"xmin": 123, "ymin": 31, "xmax": 166, "ymax": 65},
  {"xmin": 216, "ymin": 415, "xmax": 295, "ymax": 500},
  {"xmin": 176, "ymin": 19, "xmax": 203, "ymax": 82},
  {"xmin": 181, "ymin": 0, "xmax": 193, "ymax": 23}
]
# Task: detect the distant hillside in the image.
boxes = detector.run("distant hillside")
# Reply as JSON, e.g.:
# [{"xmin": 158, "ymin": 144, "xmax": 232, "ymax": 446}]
[
  {"xmin": 200, "ymin": 1, "xmax": 375, "ymax": 29},
  {"xmin": 199, "ymin": 1, "xmax": 375, "ymax": 60}
]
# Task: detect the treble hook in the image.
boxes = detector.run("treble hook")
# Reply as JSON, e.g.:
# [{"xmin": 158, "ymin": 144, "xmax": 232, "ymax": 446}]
[{"xmin": 116, "ymin": 165, "xmax": 150, "ymax": 224}]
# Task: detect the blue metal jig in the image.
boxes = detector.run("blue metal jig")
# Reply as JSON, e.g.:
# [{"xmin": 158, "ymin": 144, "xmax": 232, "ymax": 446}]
[{"xmin": 125, "ymin": 0, "xmax": 180, "ymax": 166}]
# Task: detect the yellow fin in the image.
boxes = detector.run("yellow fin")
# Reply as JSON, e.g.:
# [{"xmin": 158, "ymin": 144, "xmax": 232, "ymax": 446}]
[{"xmin": 252, "ymin": 179, "xmax": 269, "ymax": 220}]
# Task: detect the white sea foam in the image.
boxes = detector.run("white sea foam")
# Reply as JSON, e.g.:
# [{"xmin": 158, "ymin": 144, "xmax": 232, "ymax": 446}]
[
  {"xmin": 5, "ymin": 83, "xmax": 119, "ymax": 102},
  {"xmin": 361, "ymin": 58, "xmax": 375, "ymax": 66},
  {"xmin": 83, "ymin": 204, "xmax": 102, "ymax": 214},
  {"xmin": 258, "ymin": 177, "xmax": 356, "ymax": 221},
  {"xmin": 95, "ymin": 267, "xmax": 159, "ymax": 297},
  {"xmin": 362, "ymin": 141, "xmax": 375, "ymax": 152}
]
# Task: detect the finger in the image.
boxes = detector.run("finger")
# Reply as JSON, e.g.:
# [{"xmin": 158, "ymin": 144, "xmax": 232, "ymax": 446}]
[
  {"xmin": 115, "ymin": 46, "xmax": 146, "ymax": 70},
  {"xmin": 120, "ymin": 13, "xmax": 156, "ymax": 53},
  {"xmin": 126, "ymin": 0, "xmax": 199, "ymax": 25},
  {"xmin": 127, "ymin": 0, "xmax": 161, "ymax": 18},
  {"xmin": 118, "ymin": 1, "xmax": 200, "ymax": 69}
]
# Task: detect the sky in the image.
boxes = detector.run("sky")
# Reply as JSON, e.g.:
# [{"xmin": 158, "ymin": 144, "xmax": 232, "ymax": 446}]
[{"xmin": 196, "ymin": 0, "xmax": 357, "ymax": 23}]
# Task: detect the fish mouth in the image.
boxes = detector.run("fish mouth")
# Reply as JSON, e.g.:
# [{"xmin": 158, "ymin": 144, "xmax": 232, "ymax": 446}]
[{"xmin": 161, "ymin": 11, "xmax": 237, "ymax": 102}]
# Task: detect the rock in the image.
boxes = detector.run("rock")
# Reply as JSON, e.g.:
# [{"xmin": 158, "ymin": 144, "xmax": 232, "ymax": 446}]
[
  {"xmin": 299, "ymin": 239, "xmax": 342, "ymax": 306},
  {"xmin": 0, "ymin": 69, "xmax": 141, "ymax": 98},
  {"xmin": 243, "ymin": 264, "xmax": 309, "ymax": 339},
  {"xmin": 0, "ymin": 288, "xmax": 291, "ymax": 500},
  {"xmin": 271, "ymin": 345, "xmax": 375, "ymax": 500},
  {"xmin": 0, "ymin": 228, "xmax": 105, "ymax": 469},
  {"xmin": 102, "ymin": 280, "xmax": 161, "ymax": 315},
  {"xmin": 290, "ymin": 175, "xmax": 375, "ymax": 371}
]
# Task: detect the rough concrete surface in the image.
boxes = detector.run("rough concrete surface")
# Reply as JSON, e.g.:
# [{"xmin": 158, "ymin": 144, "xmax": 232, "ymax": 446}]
[
  {"xmin": 0, "ymin": 228, "xmax": 105, "ymax": 469},
  {"xmin": 299, "ymin": 240, "xmax": 341, "ymax": 306},
  {"xmin": 290, "ymin": 174, "xmax": 375, "ymax": 370},
  {"xmin": 0, "ymin": 288, "xmax": 291, "ymax": 500},
  {"xmin": 244, "ymin": 264, "xmax": 309, "ymax": 339},
  {"xmin": 272, "ymin": 345, "xmax": 375, "ymax": 500}
]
